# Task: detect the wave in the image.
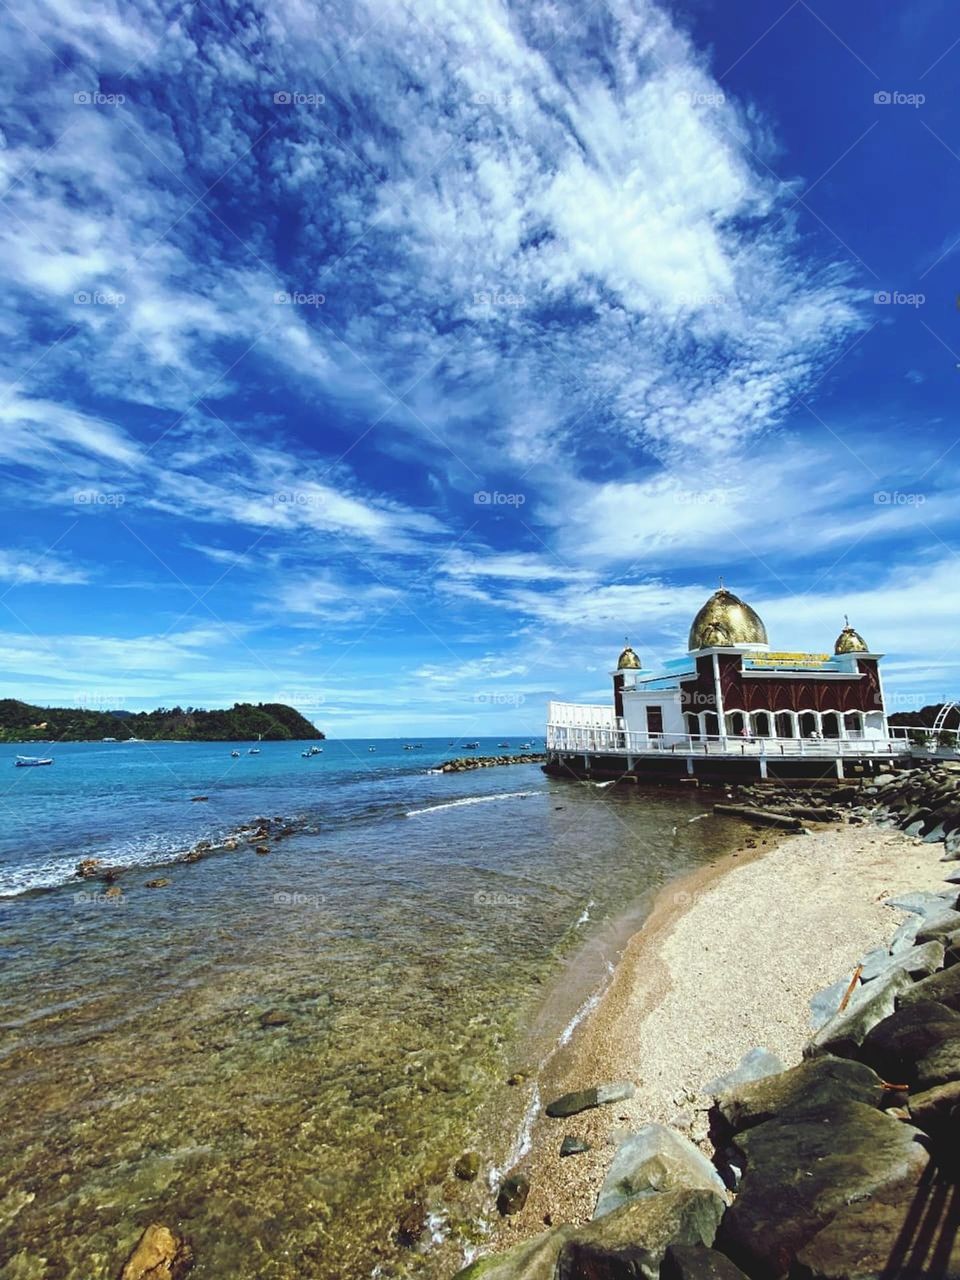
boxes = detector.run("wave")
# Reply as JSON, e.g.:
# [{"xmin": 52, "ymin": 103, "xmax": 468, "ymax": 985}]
[{"xmin": 404, "ymin": 790, "xmax": 538, "ymax": 818}]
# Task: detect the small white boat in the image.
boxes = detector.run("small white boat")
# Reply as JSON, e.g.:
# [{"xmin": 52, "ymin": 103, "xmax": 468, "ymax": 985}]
[
  {"xmin": 15, "ymin": 755, "xmax": 53, "ymax": 767},
  {"xmin": 231, "ymin": 750, "xmax": 241, "ymax": 758},
  {"xmin": 368, "ymin": 746, "xmax": 376, "ymax": 752},
  {"xmin": 248, "ymin": 748, "xmax": 261, "ymax": 755}
]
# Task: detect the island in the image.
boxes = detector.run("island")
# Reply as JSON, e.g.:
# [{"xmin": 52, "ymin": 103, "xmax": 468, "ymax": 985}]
[{"xmin": 0, "ymin": 699, "xmax": 325, "ymax": 743}]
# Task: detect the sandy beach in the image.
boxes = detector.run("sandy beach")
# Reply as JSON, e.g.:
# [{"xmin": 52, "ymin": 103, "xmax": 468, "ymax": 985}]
[{"xmin": 488, "ymin": 820, "xmax": 952, "ymax": 1254}]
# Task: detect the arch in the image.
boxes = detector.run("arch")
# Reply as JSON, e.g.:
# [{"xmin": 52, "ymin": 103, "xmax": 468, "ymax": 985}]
[
  {"xmin": 753, "ymin": 711, "xmax": 772, "ymax": 738},
  {"xmin": 703, "ymin": 711, "xmax": 720, "ymax": 739},
  {"xmin": 821, "ymin": 711, "xmax": 842, "ymax": 739},
  {"xmin": 798, "ymin": 711, "xmax": 818, "ymax": 739},
  {"xmin": 934, "ymin": 702, "xmax": 960, "ymax": 733},
  {"xmin": 685, "ymin": 712, "xmax": 700, "ymax": 740},
  {"xmin": 775, "ymin": 711, "xmax": 796, "ymax": 739},
  {"xmin": 726, "ymin": 710, "xmax": 746, "ymax": 736},
  {"xmin": 844, "ymin": 711, "xmax": 864, "ymax": 738}
]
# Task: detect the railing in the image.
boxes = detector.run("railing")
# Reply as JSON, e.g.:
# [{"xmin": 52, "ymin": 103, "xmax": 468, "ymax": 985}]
[
  {"xmin": 889, "ymin": 725, "xmax": 960, "ymax": 757},
  {"xmin": 545, "ymin": 724, "xmax": 906, "ymax": 758}
]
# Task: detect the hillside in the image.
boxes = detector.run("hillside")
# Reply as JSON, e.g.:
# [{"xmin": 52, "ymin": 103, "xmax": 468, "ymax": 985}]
[
  {"xmin": 0, "ymin": 699, "xmax": 325, "ymax": 743},
  {"xmin": 888, "ymin": 702, "xmax": 959, "ymax": 731}
]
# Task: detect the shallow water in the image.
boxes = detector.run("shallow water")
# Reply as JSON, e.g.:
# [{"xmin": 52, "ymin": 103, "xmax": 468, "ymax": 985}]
[{"xmin": 0, "ymin": 739, "xmax": 737, "ymax": 1278}]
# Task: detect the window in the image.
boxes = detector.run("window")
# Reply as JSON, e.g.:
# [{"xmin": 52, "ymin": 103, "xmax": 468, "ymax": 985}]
[{"xmin": 646, "ymin": 705, "xmax": 664, "ymax": 735}]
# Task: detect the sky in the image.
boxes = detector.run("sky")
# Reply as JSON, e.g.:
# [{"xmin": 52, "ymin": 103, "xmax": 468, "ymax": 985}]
[{"xmin": 0, "ymin": 0, "xmax": 958, "ymax": 736}]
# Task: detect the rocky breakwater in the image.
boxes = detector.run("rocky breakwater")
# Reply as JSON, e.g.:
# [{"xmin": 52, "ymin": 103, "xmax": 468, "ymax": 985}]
[
  {"xmin": 452, "ymin": 839, "xmax": 960, "ymax": 1279},
  {"xmin": 722, "ymin": 760, "xmax": 960, "ymax": 857},
  {"xmin": 438, "ymin": 753, "xmax": 546, "ymax": 773}
]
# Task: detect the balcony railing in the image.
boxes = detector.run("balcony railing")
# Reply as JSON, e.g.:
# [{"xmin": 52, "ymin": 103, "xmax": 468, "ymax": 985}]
[{"xmin": 545, "ymin": 724, "xmax": 905, "ymax": 758}]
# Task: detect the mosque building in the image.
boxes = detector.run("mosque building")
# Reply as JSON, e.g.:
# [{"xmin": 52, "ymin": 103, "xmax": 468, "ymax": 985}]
[{"xmin": 545, "ymin": 586, "xmax": 897, "ymax": 781}]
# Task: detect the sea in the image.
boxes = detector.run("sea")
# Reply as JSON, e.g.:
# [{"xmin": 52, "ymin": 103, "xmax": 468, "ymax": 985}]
[{"xmin": 0, "ymin": 737, "xmax": 741, "ymax": 1279}]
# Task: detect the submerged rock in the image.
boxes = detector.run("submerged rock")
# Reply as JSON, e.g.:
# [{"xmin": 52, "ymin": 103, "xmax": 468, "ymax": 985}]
[
  {"xmin": 497, "ymin": 1172, "xmax": 530, "ymax": 1216},
  {"xmin": 145, "ymin": 878, "xmax": 170, "ymax": 889},
  {"xmin": 119, "ymin": 1222, "xmax": 193, "ymax": 1280},
  {"xmin": 454, "ymin": 1151, "xmax": 480, "ymax": 1181},
  {"xmin": 593, "ymin": 1124, "xmax": 727, "ymax": 1219},
  {"xmin": 545, "ymin": 1080, "xmax": 635, "ymax": 1118}
]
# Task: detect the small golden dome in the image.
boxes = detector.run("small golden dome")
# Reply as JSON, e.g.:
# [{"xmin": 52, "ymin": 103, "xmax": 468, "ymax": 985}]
[
  {"xmin": 835, "ymin": 620, "xmax": 869, "ymax": 654},
  {"xmin": 688, "ymin": 588, "xmax": 768, "ymax": 651},
  {"xmin": 617, "ymin": 644, "xmax": 641, "ymax": 670}
]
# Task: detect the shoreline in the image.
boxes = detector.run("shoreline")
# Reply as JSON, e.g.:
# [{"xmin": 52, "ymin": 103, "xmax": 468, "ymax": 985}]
[{"xmin": 480, "ymin": 813, "xmax": 951, "ymax": 1260}]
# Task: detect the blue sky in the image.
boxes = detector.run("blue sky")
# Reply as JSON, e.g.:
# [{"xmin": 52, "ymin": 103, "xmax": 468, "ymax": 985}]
[{"xmin": 0, "ymin": 0, "xmax": 958, "ymax": 735}]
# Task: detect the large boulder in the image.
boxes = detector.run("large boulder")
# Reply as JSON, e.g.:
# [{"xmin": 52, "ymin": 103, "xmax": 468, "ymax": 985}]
[
  {"xmin": 716, "ymin": 1101, "xmax": 930, "ymax": 1279},
  {"xmin": 857, "ymin": 1001, "xmax": 960, "ymax": 1085},
  {"xmin": 594, "ymin": 1125, "xmax": 727, "ymax": 1219},
  {"xmin": 907, "ymin": 1077, "xmax": 960, "ymax": 1137},
  {"xmin": 545, "ymin": 1081, "xmax": 635, "ymax": 1118},
  {"xmin": 914, "ymin": 1037, "xmax": 960, "ymax": 1092},
  {"xmin": 804, "ymin": 969, "xmax": 914, "ymax": 1060},
  {"xmin": 861, "ymin": 940, "xmax": 945, "ymax": 985},
  {"xmin": 710, "ymin": 1056, "xmax": 884, "ymax": 1142},
  {"xmin": 558, "ymin": 1188, "xmax": 726, "ymax": 1280},
  {"xmin": 497, "ymin": 1173, "xmax": 530, "ymax": 1216},
  {"xmin": 792, "ymin": 1183, "xmax": 960, "ymax": 1280},
  {"xmin": 916, "ymin": 909, "xmax": 960, "ymax": 945},
  {"xmin": 898, "ymin": 961, "xmax": 960, "ymax": 1013},
  {"xmin": 662, "ymin": 1244, "xmax": 751, "ymax": 1280},
  {"xmin": 452, "ymin": 1226, "xmax": 574, "ymax": 1279}
]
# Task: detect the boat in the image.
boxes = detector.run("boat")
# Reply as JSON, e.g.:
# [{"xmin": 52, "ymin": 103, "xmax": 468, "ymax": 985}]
[
  {"xmin": 248, "ymin": 748, "xmax": 261, "ymax": 755},
  {"xmin": 497, "ymin": 741, "xmax": 510, "ymax": 748},
  {"xmin": 231, "ymin": 750, "xmax": 241, "ymax": 758},
  {"xmin": 15, "ymin": 755, "xmax": 53, "ymax": 767},
  {"xmin": 102, "ymin": 736, "xmax": 117, "ymax": 743},
  {"xmin": 519, "ymin": 742, "xmax": 532, "ymax": 749},
  {"xmin": 368, "ymin": 746, "xmax": 376, "ymax": 752},
  {"xmin": 464, "ymin": 742, "xmax": 479, "ymax": 750},
  {"xmin": 308, "ymin": 745, "xmax": 322, "ymax": 755}
]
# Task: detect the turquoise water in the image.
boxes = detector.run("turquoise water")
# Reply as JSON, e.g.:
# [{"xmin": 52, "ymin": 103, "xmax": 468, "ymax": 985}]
[{"xmin": 0, "ymin": 738, "xmax": 736, "ymax": 1278}]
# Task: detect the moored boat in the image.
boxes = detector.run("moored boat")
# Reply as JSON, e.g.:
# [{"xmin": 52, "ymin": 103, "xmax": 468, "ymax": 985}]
[{"xmin": 15, "ymin": 755, "xmax": 53, "ymax": 767}]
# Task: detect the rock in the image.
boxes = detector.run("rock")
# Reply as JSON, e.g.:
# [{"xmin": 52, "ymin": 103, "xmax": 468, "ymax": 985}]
[
  {"xmin": 119, "ymin": 1223, "xmax": 194, "ymax": 1280},
  {"xmin": 711, "ymin": 1056, "xmax": 884, "ymax": 1140},
  {"xmin": 889, "ymin": 916, "xmax": 922, "ymax": 954},
  {"xmin": 145, "ymin": 878, "xmax": 170, "ymax": 889},
  {"xmin": 808, "ymin": 978, "xmax": 852, "ymax": 1031},
  {"xmin": 507, "ymin": 1072, "xmax": 527, "ymax": 1086},
  {"xmin": 558, "ymin": 1188, "xmax": 726, "ymax": 1280},
  {"xmin": 805, "ymin": 968, "xmax": 914, "ymax": 1059},
  {"xmin": 914, "ymin": 1036, "xmax": 960, "ymax": 1091},
  {"xmin": 452, "ymin": 1226, "xmax": 574, "ymax": 1279},
  {"xmin": 703, "ymin": 1049, "xmax": 783, "ymax": 1096},
  {"xmin": 662, "ymin": 1245, "xmax": 751, "ymax": 1280},
  {"xmin": 254, "ymin": 844, "xmax": 270, "ymax": 855},
  {"xmin": 916, "ymin": 909, "xmax": 960, "ymax": 945},
  {"xmin": 497, "ymin": 1173, "xmax": 530, "ymax": 1216},
  {"xmin": 907, "ymin": 1077, "xmax": 960, "ymax": 1136},
  {"xmin": 857, "ymin": 1001, "xmax": 960, "ymax": 1084},
  {"xmin": 189, "ymin": 795, "xmax": 208, "ymax": 802},
  {"xmin": 76, "ymin": 857, "xmax": 102, "ymax": 878},
  {"xmin": 594, "ymin": 1125, "xmax": 727, "ymax": 1220},
  {"xmin": 105, "ymin": 886, "xmax": 123, "ymax": 899},
  {"xmin": 885, "ymin": 890, "xmax": 950, "ymax": 919},
  {"xmin": 898, "ymin": 961, "xmax": 960, "ymax": 1012},
  {"xmin": 454, "ymin": 1151, "xmax": 480, "ymax": 1181},
  {"xmin": 792, "ymin": 1184, "xmax": 960, "ymax": 1280},
  {"xmin": 861, "ymin": 940, "xmax": 945, "ymax": 985},
  {"xmin": 717, "ymin": 1102, "xmax": 930, "ymax": 1279},
  {"xmin": 395, "ymin": 1200, "xmax": 427, "ymax": 1247},
  {"xmin": 258, "ymin": 1009, "xmax": 292, "ymax": 1028},
  {"xmin": 545, "ymin": 1080, "xmax": 635, "ymax": 1118},
  {"xmin": 943, "ymin": 867, "xmax": 960, "ymax": 884},
  {"xmin": 560, "ymin": 1135, "xmax": 590, "ymax": 1157}
]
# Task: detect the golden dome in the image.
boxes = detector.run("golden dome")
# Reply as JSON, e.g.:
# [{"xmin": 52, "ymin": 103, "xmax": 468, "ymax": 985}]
[
  {"xmin": 617, "ymin": 644, "xmax": 641, "ymax": 670},
  {"xmin": 688, "ymin": 588, "xmax": 768, "ymax": 651},
  {"xmin": 835, "ymin": 621, "xmax": 868, "ymax": 654}
]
